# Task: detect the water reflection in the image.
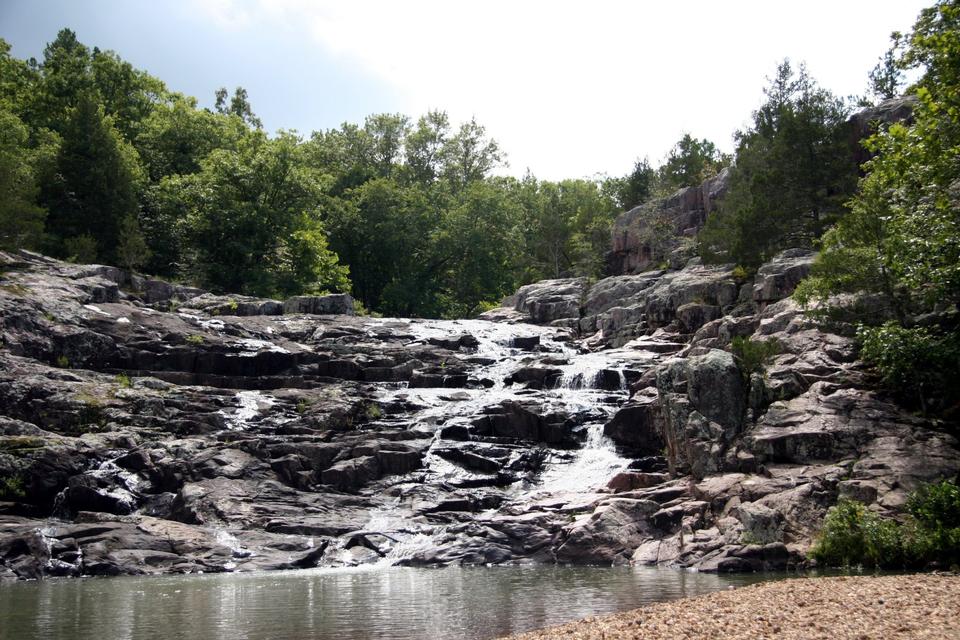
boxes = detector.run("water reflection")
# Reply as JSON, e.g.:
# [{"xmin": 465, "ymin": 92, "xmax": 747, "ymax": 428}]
[{"xmin": 0, "ymin": 566, "xmax": 777, "ymax": 640}]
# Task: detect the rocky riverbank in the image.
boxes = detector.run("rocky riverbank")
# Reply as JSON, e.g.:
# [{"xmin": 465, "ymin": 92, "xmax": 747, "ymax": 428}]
[
  {"xmin": 0, "ymin": 246, "xmax": 957, "ymax": 580},
  {"xmin": 502, "ymin": 573, "xmax": 960, "ymax": 639}
]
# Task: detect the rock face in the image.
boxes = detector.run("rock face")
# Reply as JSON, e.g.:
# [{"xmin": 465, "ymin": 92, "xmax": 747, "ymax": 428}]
[
  {"xmin": 605, "ymin": 98, "xmax": 917, "ymax": 280},
  {"xmin": 752, "ymin": 249, "xmax": 815, "ymax": 309},
  {"xmin": 607, "ymin": 168, "xmax": 730, "ymax": 275},
  {"xmin": 1, "ymin": 247, "xmax": 956, "ymax": 580}
]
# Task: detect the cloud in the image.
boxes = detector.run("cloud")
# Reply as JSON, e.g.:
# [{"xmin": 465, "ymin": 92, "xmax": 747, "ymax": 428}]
[{"xmin": 198, "ymin": 0, "xmax": 927, "ymax": 180}]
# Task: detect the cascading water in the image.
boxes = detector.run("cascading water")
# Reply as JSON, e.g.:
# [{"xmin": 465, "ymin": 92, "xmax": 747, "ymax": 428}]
[{"xmin": 344, "ymin": 317, "xmax": 638, "ymax": 566}]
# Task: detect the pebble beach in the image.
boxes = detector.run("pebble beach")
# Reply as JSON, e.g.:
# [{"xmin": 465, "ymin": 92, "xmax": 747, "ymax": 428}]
[{"xmin": 502, "ymin": 574, "xmax": 960, "ymax": 640}]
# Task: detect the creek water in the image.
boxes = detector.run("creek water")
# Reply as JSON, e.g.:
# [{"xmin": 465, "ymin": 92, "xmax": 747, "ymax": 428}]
[
  {"xmin": 0, "ymin": 565, "xmax": 781, "ymax": 640},
  {"xmin": 1, "ymin": 318, "xmax": 734, "ymax": 639}
]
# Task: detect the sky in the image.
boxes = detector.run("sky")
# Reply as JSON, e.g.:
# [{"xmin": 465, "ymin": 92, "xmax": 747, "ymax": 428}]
[{"xmin": 1, "ymin": 0, "xmax": 930, "ymax": 181}]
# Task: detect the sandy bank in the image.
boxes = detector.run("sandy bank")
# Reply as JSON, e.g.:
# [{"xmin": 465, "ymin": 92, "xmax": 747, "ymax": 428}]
[{"xmin": 502, "ymin": 574, "xmax": 960, "ymax": 639}]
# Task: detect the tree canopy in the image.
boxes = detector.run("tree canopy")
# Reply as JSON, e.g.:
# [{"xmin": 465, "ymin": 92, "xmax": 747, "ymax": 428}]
[{"xmin": 698, "ymin": 61, "xmax": 858, "ymax": 268}]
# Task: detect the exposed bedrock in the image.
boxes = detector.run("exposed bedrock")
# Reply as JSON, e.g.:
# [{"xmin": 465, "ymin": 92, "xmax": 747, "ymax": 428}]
[{"xmin": 0, "ymin": 245, "xmax": 956, "ymax": 580}]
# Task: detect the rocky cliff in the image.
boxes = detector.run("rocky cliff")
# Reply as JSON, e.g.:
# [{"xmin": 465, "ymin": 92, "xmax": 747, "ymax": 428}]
[
  {"xmin": 606, "ymin": 96, "xmax": 918, "ymax": 277},
  {"xmin": 2, "ymin": 246, "xmax": 954, "ymax": 579}
]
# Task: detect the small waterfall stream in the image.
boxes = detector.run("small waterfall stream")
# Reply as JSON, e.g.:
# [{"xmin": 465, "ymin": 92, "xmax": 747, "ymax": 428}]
[{"xmin": 341, "ymin": 318, "xmax": 638, "ymax": 565}]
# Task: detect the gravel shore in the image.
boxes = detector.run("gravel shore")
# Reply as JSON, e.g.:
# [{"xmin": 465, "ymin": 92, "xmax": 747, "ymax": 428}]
[{"xmin": 502, "ymin": 574, "xmax": 960, "ymax": 640}]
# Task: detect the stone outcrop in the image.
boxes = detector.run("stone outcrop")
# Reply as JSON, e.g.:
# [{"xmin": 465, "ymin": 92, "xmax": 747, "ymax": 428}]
[
  {"xmin": 607, "ymin": 169, "xmax": 730, "ymax": 275},
  {"xmin": 605, "ymin": 98, "xmax": 917, "ymax": 281},
  {"xmin": 1, "ymin": 245, "xmax": 956, "ymax": 580}
]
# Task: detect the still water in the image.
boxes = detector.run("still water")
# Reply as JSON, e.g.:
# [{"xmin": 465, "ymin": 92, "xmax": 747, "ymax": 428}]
[{"xmin": 0, "ymin": 566, "xmax": 779, "ymax": 640}]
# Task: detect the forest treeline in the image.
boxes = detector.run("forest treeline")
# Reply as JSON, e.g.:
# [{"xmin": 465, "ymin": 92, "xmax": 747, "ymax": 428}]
[
  {"xmin": 1, "ymin": 0, "xmax": 959, "ymax": 419},
  {"xmin": 0, "ymin": 29, "xmax": 723, "ymax": 317}
]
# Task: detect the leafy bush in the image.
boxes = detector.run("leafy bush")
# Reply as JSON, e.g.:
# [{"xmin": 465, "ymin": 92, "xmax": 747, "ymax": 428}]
[
  {"xmin": 115, "ymin": 373, "xmax": 132, "ymax": 388},
  {"xmin": 0, "ymin": 473, "xmax": 26, "ymax": 500},
  {"xmin": 857, "ymin": 322, "xmax": 960, "ymax": 415},
  {"xmin": 903, "ymin": 480, "xmax": 960, "ymax": 567},
  {"xmin": 810, "ymin": 498, "xmax": 903, "ymax": 567},
  {"xmin": 812, "ymin": 481, "xmax": 960, "ymax": 569},
  {"xmin": 730, "ymin": 336, "xmax": 781, "ymax": 381},
  {"xmin": 185, "ymin": 334, "xmax": 204, "ymax": 345}
]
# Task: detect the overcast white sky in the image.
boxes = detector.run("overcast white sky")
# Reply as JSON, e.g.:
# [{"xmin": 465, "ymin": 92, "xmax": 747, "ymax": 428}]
[{"xmin": 2, "ymin": 0, "xmax": 929, "ymax": 180}]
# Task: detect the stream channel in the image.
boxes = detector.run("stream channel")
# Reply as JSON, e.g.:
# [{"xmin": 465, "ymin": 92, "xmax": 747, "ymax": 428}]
[{"xmin": 2, "ymin": 317, "xmax": 781, "ymax": 639}]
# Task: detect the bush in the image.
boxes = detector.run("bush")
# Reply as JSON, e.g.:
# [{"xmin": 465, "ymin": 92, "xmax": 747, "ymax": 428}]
[
  {"xmin": 903, "ymin": 480, "xmax": 960, "ymax": 567},
  {"xmin": 730, "ymin": 336, "xmax": 781, "ymax": 381},
  {"xmin": 812, "ymin": 481, "xmax": 960, "ymax": 569},
  {"xmin": 857, "ymin": 322, "xmax": 960, "ymax": 415},
  {"xmin": 810, "ymin": 498, "xmax": 903, "ymax": 568}
]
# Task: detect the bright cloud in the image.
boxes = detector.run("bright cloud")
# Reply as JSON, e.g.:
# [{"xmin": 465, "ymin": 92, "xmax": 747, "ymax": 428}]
[{"xmin": 197, "ymin": 0, "xmax": 927, "ymax": 180}]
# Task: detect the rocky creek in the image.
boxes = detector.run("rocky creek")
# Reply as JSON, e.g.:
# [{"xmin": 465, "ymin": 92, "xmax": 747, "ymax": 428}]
[{"xmin": 0, "ymin": 247, "xmax": 957, "ymax": 581}]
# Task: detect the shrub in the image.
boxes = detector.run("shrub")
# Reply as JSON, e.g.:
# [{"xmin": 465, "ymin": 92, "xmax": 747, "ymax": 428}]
[
  {"xmin": 185, "ymin": 334, "xmax": 204, "ymax": 345},
  {"xmin": 903, "ymin": 480, "xmax": 960, "ymax": 567},
  {"xmin": 857, "ymin": 322, "xmax": 960, "ymax": 415},
  {"xmin": 730, "ymin": 336, "xmax": 781, "ymax": 381},
  {"xmin": 115, "ymin": 373, "xmax": 132, "ymax": 388},
  {"xmin": 0, "ymin": 473, "xmax": 25, "ymax": 500},
  {"xmin": 810, "ymin": 498, "xmax": 903, "ymax": 568},
  {"xmin": 812, "ymin": 481, "xmax": 960, "ymax": 569}
]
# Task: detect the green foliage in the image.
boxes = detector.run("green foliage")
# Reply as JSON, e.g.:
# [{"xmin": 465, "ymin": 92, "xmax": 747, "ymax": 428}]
[
  {"xmin": 185, "ymin": 334, "xmax": 204, "ymax": 345},
  {"xmin": 174, "ymin": 132, "xmax": 350, "ymax": 297},
  {"xmin": 41, "ymin": 93, "xmax": 144, "ymax": 263},
  {"xmin": 63, "ymin": 234, "xmax": 98, "ymax": 264},
  {"xmin": 114, "ymin": 373, "xmax": 132, "ymax": 388},
  {"xmin": 0, "ymin": 108, "xmax": 55, "ymax": 250},
  {"xmin": 857, "ymin": 322, "xmax": 960, "ymax": 415},
  {"xmin": 611, "ymin": 158, "xmax": 656, "ymax": 210},
  {"xmin": 813, "ymin": 481, "xmax": 960, "ymax": 569},
  {"xmin": 730, "ymin": 336, "xmax": 781, "ymax": 381},
  {"xmin": 866, "ymin": 33, "xmax": 906, "ymax": 103},
  {"xmin": 116, "ymin": 214, "xmax": 151, "ymax": 272},
  {"xmin": 700, "ymin": 60, "xmax": 857, "ymax": 267},
  {"xmin": 55, "ymin": 354, "xmax": 70, "ymax": 368},
  {"xmin": 798, "ymin": 3, "xmax": 960, "ymax": 418},
  {"xmin": 0, "ymin": 473, "xmax": 26, "ymax": 500},
  {"xmin": 214, "ymin": 86, "xmax": 261, "ymax": 129},
  {"xmin": 811, "ymin": 498, "xmax": 904, "ymax": 567},
  {"xmin": 657, "ymin": 133, "xmax": 728, "ymax": 193},
  {"xmin": 731, "ymin": 265, "xmax": 751, "ymax": 281}
]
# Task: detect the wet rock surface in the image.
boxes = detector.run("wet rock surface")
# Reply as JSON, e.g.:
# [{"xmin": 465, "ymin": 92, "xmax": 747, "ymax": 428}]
[{"xmin": 0, "ymin": 248, "xmax": 956, "ymax": 580}]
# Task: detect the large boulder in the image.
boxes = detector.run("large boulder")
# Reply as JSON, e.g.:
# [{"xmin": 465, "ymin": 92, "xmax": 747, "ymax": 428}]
[
  {"xmin": 656, "ymin": 349, "xmax": 746, "ymax": 478},
  {"xmin": 752, "ymin": 248, "xmax": 815, "ymax": 308},
  {"xmin": 603, "ymin": 389, "xmax": 663, "ymax": 453},
  {"xmin": 506, "ymin": 278, "xmax": 587, "ymax": 324}
]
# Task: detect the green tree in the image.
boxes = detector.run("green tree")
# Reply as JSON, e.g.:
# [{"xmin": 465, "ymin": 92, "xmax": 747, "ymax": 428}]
[
  {"xmin": 866, "ymin": 33, "xmax": 906, "ymax": 103},
  {"xmin": 0, "ymin": 39, "xmax": 40, "ymax": 117},
  {"xmin": 215, "ymin": 86, "xmax": 262, "ymax": 129},
  {"xmin": 176, "ymin": 132, "xmax": 348, "ymax": 296},
  {"xmin": 326, "ymin": 177, "xmax": 437, "ymax": 313},
  {"xmin": 657, "ymin": 134, "xmax": 728, "ymax": 193},
  {"xmin": 116, "ymin": 214, "xmax": 151, "ymax": 272},
  {"xmin": 436, "ymin": 179, "xmax": 521, "ymax": 317},
  {"xmin": 611, "ymin": 157, "xmax": 655, "ymax": 210},
  {"xmin": 404, "ymin": 110, "xmax": 450, "ymax": 185},
  {"xmin": 441, "ymin": 118, "xmax": 504, "ymax": 192},
  {"xmin": 0, "ymin": 109, "xmax": 57, "ymax": 249},
  {"xmin": 135, "ymin": 95, "xmax": 247, "ymax": 182},
  {"xmin": 700, "ymin": 60, "xmax": 857, "ymax": 267},
  {"xmin": 794, "ymin": 1, "xmax": 960, "ymax": 416},
  {"xmin": 41, "ymin": 93, "xmax": 144, "ymax": 263}
]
